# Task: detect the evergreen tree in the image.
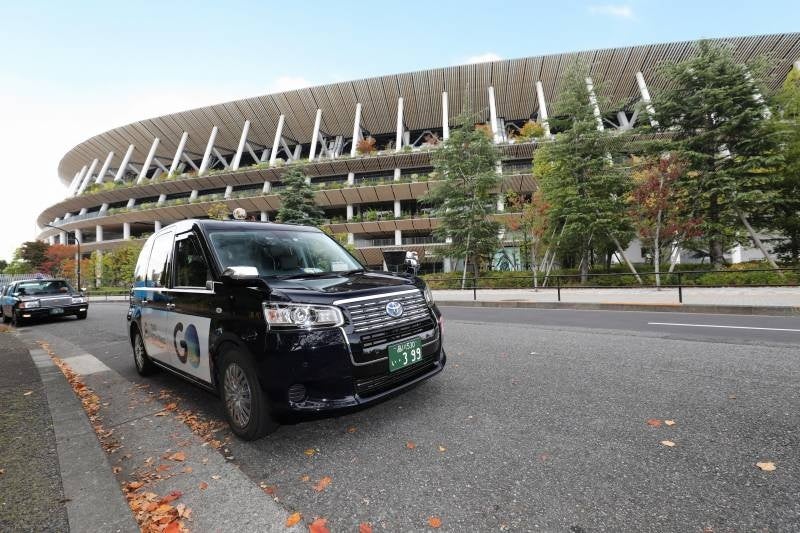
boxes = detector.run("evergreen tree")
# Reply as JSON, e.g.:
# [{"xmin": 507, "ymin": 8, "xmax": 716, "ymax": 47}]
[
  {"xmin": 534, "ymin": 61, "xmax": 637, "ymax": 283},
  {"xmin": 653, "ymin": 40, "xmax": 783, "ymax": 268},
  {"xmin": 14, "ymin": 241, "xmax": 49, "ymax": 270},
  {"xmin": 423, "ymin": 109, "xmax": 502, "ymax": 287},
  {"xmin": 771, "ymin": 67, "xmax": 800, "ymax": 261},
  {"xmin": 276, "ymin": 168, "xmax": 324, "ymax": 225}
]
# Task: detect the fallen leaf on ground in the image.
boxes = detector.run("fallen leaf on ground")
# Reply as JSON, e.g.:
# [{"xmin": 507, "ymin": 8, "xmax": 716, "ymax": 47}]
[
  {"xmin": 304, "ymin": 448, "xmax": 316, "ymax": 457},
  {"xmin": 23, "ymin": 390, "xmax": 33, "ymax": 396},
  {"xmin": 300, "ymin": 475, "xmax": 310, "ymax": 482},
  {"xmin": 261, "ymin": 484, "xmax": 276, "ymax": 495},
  {"xmin": 157, "ymin": 464, "xmax": 171, "ymax": 472},
  {"xmin": 126, "ymin": 481, "xmax": 144, "ymax": 491},
  {"xmin": 664, "ymin": 420, "xmax": 676, "ymax": 426},
  {"xmin": 155, "ymin": 412, "xmax": 168, "ymax": 417},
  {"xmin": 0, "ymin": 469, "xmax": 4, "ymax": 475},
  {"xmin": 309, "ymin": 518, "xmax": 330, "ymax": 533},
  {"xmin": 646, "ymin": 418, "xmax": 662, "ymax": 428},
  {"xmin": 428, "ymin": 516, "xmax": 442, "ymax": 528},
  {"xmin": 313, "ymin": 476, "xmax": 332, "ymax": 492},
  {"xmin": 406, "ymin": 441, "xmax": 416, "ymax": 449},
  {"xmin": 211, "ymin": 475, "xmax": 221, "ymax": 480},
  {"xmin": 347, "ymin": 426, "xmax": 357, "ymax": 433},
  {"xmin": 164, "ymin": 521, "xmax": 180, "ymax": 533},
  {"xmin": 159, "ymin": 491, "xmax": 182, "ymax": 505},
  {"xmin": 164, "ymin": 402, "xmax": 178, "ymax": 411},
  {"xmin": 167, "ymin": 451, "xmax": 186, "ymax": 462},
  {"xmin": 198, "ymin": 481, "xmax": 208, "ymax": 490},
  {"xmin": 112, "ymin": 467, "xmax": 122, "ymax": 474},
  {"xmin": 285, "ymin": 512, "xmax": 302, "ymax": 527},
  {"xmin": 438, "ymin": 446, "xmax": 446, "ymax": 452},
  {"xmin": 661, "ymin": 440, "xmax": 676, "ymax": 447},
  {"xmin": 359, "ymin": 522, "xmax": 373, "ymax": 533},
  {"xmin": 756, "ymin": 461, "xmax": 776, "ymax": 472},
  {"xmin": 182, "ymin": 466, "xmax": 192, "ymax": 474}
]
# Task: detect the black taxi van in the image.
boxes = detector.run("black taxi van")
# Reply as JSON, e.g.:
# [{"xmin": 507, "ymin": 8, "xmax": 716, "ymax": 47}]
[{"xmin": 127, "ymin": 219, "xmax": 445, "ymax": 440}]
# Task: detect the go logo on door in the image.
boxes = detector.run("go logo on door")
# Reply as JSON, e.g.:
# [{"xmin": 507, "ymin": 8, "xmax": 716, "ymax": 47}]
[{"xmin": 173, "ymin": 322, "xmax": 201, "ymax": 368}]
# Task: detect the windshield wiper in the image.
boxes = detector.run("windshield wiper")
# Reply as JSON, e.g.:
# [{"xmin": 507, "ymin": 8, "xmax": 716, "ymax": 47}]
[{"xmin": 276, "ymin": 268, "xmax": 364, "ymax": 280}]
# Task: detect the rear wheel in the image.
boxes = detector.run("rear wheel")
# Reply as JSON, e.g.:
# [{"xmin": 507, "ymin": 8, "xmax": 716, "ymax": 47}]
[
  {"xmin": 132, "ymin": 329, "xmax": 157, "ymax": 376},
  {"xmin": 219, "ymin": 349, "xmax": 278, "ymax": 440}
]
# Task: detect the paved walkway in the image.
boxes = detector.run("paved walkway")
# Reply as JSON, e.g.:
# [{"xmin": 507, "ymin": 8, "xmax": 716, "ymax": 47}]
[{"xmin": 433, "ymin": 286, "xmax": 800, "ymax": 307}]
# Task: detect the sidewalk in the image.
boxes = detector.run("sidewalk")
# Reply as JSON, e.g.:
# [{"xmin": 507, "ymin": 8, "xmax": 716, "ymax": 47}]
[
  {"xmin": 433, "ymin": 286, "xmax": 800, "ymax": 315},
  {"xmin": 0, "ymin": 329, "xmax": 69, "ymax": 532}
]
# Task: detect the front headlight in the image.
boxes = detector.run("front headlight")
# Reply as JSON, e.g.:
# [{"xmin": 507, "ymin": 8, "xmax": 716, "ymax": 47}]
[
  {"xmin": 263, "ymin": 303, "xmax": 344, "ymax": 329},
  {"xmin": 20, "ymin": 300, "xmax": 40, "ymax": 309},
  {"xmin": 71, "ymin": 297, "xmax": 87, "ymax": 304},
  {"xmin": 423, "ymin": 285, "xmax": 434, "ymax": 306}
]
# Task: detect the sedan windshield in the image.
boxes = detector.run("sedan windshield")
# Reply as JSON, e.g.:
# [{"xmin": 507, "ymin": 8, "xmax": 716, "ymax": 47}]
[
  {"xmin": 208, "ymin": 229, "xmax": 363, "ymax": 278},
  {"xmin": 15, "ymin": 280, "xmax": 74, "ymax": 296}
]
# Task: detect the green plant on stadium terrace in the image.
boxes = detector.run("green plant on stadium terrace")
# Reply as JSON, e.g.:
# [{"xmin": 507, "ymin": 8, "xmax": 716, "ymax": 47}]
[
  {"xmin": 206, "ymin": 202, "xmax": 230, "ymax": 220},
  {"xmin": 517, "ymin": 120, "xmax": 546, "ymax": 140}
]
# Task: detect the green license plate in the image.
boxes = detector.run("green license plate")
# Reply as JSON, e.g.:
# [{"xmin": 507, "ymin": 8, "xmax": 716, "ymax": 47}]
[
  {"xmin": 388, "ymin": 337, "xmax": 423, "ymax": 372},
  {"xmin": 50, "ymin": 308, "xmax": 64, "ymax": 315}
]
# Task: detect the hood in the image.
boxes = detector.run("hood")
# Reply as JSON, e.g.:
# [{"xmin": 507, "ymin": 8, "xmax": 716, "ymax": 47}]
[{"xmin": 266, "ymin": 270, "xmax": 421, "ymax": 304}]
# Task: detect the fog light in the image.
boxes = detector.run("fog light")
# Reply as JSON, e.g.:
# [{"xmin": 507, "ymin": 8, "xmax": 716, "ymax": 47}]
[{"xmin": 288, "ymin": 384, "xmax": 307, "ymax": 403}]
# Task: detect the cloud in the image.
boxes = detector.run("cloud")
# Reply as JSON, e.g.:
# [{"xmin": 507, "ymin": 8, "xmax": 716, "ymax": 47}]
[
  {"xmin": 462, "ymin": 52, "xmax": 503, "ymax": 65},
  {"xmin": 588, "ymin": 4, "xmax": 635, "ymax": 19}
]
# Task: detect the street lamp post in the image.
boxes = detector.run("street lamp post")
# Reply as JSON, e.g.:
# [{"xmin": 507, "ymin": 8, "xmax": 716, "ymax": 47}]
[{"xmin": 43, "ymin": 224, "xmax": 82, "ymax": 291}]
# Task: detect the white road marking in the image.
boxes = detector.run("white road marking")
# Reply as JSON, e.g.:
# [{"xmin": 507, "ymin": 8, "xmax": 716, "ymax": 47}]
[{"xmin": 648, "ymin": 322, "xmax": 800, "ymax": 333}]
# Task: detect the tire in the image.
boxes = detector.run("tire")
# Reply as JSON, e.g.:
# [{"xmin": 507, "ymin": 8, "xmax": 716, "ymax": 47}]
[
  {"xmin": 132, "ymin": 329, "xmax": 157, "ymax": 376},
  {"xmin": 77, "ymin": 311, "xmax": 87, "ymax": 320},
  {"xmin": 219, "ymin": 348, "xmax": 278, "ymax": 440},
  {"xmin": 11, "ymin": 308, "xmax": 25, "ymax": 328},
  {"xmin": 1, "ymin": 306, "xmax": 9, "ymax": 324}
]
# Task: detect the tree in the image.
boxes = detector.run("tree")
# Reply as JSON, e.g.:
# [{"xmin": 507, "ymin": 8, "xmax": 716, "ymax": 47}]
[
  {"xmin": 276, "ymin": 168, "xmax": 324, "ymax": 225},
  {"xmin": 206, "ymin": 202, "xmax": 229, "ymax": 220},
  {"xmin": 14, "ymin": 241, "xmax": 49, "ymax": 270},
  {"xmin": 3, "ymin": 260, "xmax": 33, "ymax": 275},
  {"xmin": 0, "ymin": 259, "xmax": 7, "ymax": 272},
  {"xmin": 770, "ymin": 67, "xmax": 800, "ymax": 262},
  {"xmin": 506, "ymin": 190, "xmax": 551, "ymax": 288},
  {"xmin": 653, "ymin": 40, "xmax": 783, "ymax": 269},
  {"xmin": 92, "ymin": 243, "xmax": 142, "ymax": 287},
  {"xmin": 423, "ymin": 108, "xmax": 502, "ymax": 288},
  {"xmin": 628, "ymin": 154, "xmax": 701, "ymax": 286},
  {"xmin": 534, "ymin": 61, "xmax": 638, "ymax": 283},
  {"xmin": 40, "ymin": 244, "xmax": 77, "ymax": 278}
]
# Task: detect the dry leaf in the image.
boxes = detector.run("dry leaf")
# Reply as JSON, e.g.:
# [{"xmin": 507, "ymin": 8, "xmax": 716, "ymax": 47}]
[
  {"xmin": 157, "ymin": 464, "xmax": 171, "ymax": 472},
  {"xmin": 300, "ymin": 475, "xmax": 310, "ymax": 482},
  {"xmin": 438, "ymin": 446, "xmax": 446, "ymax": 452},
  {"xmin": 164, "ymin": 521, "xmax": 180, "ymax": 533},
  {"xmin": 211, "ymin": 475, "xmax": 221, "ymax": 480},
  {"xmin": 112, "ymin": 466, "xmax": 122, "ymax": 474},
  {"xmin": 428, "ymin": 516, "xmax": 442, "ymax": 528},
  {"xmin": 661, "ymin": 440, "xmax": 676, "ymax": 447},
  {"xmin": 309, "ymin": 518, "xmax": 330, "ymax": 533},
  {"xmin": 286, "ymin": 512, "xmax": 302, "ymax": 527},
  {"xmin": 182, "ymin": 466, "xmax": 193, "ymax": 474},
  {"xmin": 347, "ymin": 426, "xmax": 357, "ymax": 433},
  {"xmin": 23, "ymin": 390, "xmax": 33, "ymax": 396},
  {"xmin": 159, "ymin": 491, "xmax": 182, "ymax": 505},
  {"xmin": 756, "ymin": 461, "xmax": 776, "ymax": 472},
  {"xmin": 164, "ymin": 402, "xmax": 178, "ymax": 411},
  {"xmin": 664, "ymin": 420, "xmax": 676, "ymax": 426},
  {"xmin": 313, "ymin": 476, "xmax": 332, "ymax": 492},
  {"xmin": 155, "ymin": 412, "xmax": 168, "ymax": 417},
  {"xmin": 406, "ymin": 441, "xmax": 416, "ymax": 449},
  {"xmin": 0, "ymin": 469, "xmax": 5, "ymax": 475},
  {"xmin": 304, "ymin": 448, "xmax": 316, "ymax": 457},
  {"xmin": 359, "ymin": 522, "xmax": 373, "ymax": 533},
  {"xmin": 167, "ymin": 451, "xmax": 186, "ymax": 462},
  {"xmin": 198, "ymin": 481, "xmax": 208, "ymax": 490},
  {"xmin": 126, "ymin": 481, "xmax": 144, "ymax": 491},
  {"xmin": 262, "ymin": 484, "xmax": 276, "ymax": 495},
  {"xmin": 646, "ymin": 418, "xmax": 662, "ymax": 428}
]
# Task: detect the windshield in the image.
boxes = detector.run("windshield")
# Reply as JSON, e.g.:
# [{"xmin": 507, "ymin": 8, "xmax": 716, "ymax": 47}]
[
  {"xmin": 15, "ymin": 280, "xmax": 74, "ymax": 296},
  {"xmin": 208, "ymin": 229, "xmax": 363, "ymax": 278}
]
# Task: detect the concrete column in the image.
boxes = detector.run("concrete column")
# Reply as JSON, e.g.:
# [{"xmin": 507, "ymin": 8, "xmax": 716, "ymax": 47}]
[
  {"xmin": 231, "ymin": 121, "xmax": 250, "ymax": 170},
  {"xmin": 126, "ymin": 198, "xmax": 136, "ymax": 208},
  {"xmin": 795, "ymin": 60, "xmax": 800, "ymax": 71},
  {"xmin": 269, "ymin": 115, "xmax": 285, "ymax": 166},
  {"xmin": 99, "ymin": 203, "xmax": 109, "ymax": 214},
  {"xmin": 347, "ymin": 233, "xmax": 355, "ymax": 245},
  {"xmin": 585, "ymin": 77, "xmax": 604, "ymax": 131},
  {"xmin": 260, "ymin": 211, "xmax": 268, "ymax": 222},
  {"xmin": 535, "ymin": 81, "xmax": 551, "ymax": 137},
  {"xmin": 59, "ymin": 231, "xmax": 66, "ymax": 245},
  {"xmin": 350, "ymin": 103, "xmax": 362, "ymax": 157},
  {"xmin": 394, "ymin": 168, "xmax": 401, "ymax": 181},
  {"xmin": 497, "ymin": 195, "xmax": 505, "ymax": 212},
  {"xmin": 488, "ymin": 86, "xmax": 501, "ymax": 143},
  {"xmin": 224, "ymin": 185, "xmax": 233, "ymax": 199},
  {"xmin": 731, "ymin": 244, "xmax": 744, "ymax": 264},
  {"xmin": 93, "ymin": 249, "xmax": 102, "ymax": 287},
  {"xmin": 94, "ymin": 151, "xmax": 115, "ymax": 184},
  {"xmin": 74, "ymin": 229, "xmax": 83, "ymax": 244},
  {"xmin": 394, "ymin": 229, "xmax": 402, "ymax": 246},
  {"xmin": 635, "ymin": 72, "xmax": 658, "ymax": 127},
  {"xmin": 189, "ymin": 190, "xmax": 198, "ymax": 201},
  {"xmin": 199, "ymin": 127, "xmax": 218, "ymax": 175},
  {"xmin": 95, "ymin": 225, "xmax": 103, "ymax": 243},
  {"xmin": 395, "ymin": 97, "xmax": 404, "ymax": 151},
  {"xmin": 347, "ymin": 172, "xmax": 355, "ymax": 186},
  {"xmin": 169, "ymin": 132, "xmax": 189, "ymax": 174},
  {"xmin": 157, "ymin": 194, "xmax": 167, "ymax": 206},
  {"xmin": 66, "ymin": 170, "xmax": 83, "ymax": 197},
  {"xmin": 346, "ymin": 204, "xmax": 354, "ymax": 220},
  {"xmin": 394, "ymin": 200, "xmax": 401, "ymax": 217},
  {"xmin": 77, "ymin": 158, "xmax": 99, "ymax": 195},
  {"xmin": 123, "ymin": 222, "xmax": 131, "ymax": 240},
  {"xmin": 262, "ymin": 181, "xmax": 272, "ymax": 194},
  {"xmin": 114, "ymin": 144, "xmax": 135, "ymax": 183},
  {"xmin": 309, "ymin": 110, "xmax": 322, "ymax": 160},
  {"xmin": 48, "ymin": 236, "xmax": 55, "ymax": 245},
  {"xmin": 442, "ymin": 92, "xmax": 450, "ymax": 140},
  {"xmin": 154, "ymin": 221, "xmax": 162, "ymax": 232},
  {"xmin": 136, "ymin": 137, "xmax": 160, "ymax": 184},
  {"xmin": 79, "ymin": 207, "xmax": 88, "ymax": 216}
]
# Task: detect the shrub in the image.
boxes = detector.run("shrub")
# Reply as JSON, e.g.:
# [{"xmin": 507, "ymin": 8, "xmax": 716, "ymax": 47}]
[
  {"xmin": 356, "ymin": 136, "xmax": 377, "ymax": 155},
  {"xmin": 518, "ymin": 120, "xmax": 545, "ymax": 140}
]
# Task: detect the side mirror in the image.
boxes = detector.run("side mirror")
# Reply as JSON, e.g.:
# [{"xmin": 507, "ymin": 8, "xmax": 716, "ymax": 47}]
[{"xmin": 220, "ymin": 266, "xmax": 267, "ymax": 288}]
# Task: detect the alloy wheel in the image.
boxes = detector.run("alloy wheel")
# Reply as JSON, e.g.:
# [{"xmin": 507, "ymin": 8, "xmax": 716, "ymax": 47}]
[{"xmin": 224, "ymin": 363, "xmax": 252, "ymax": 428}]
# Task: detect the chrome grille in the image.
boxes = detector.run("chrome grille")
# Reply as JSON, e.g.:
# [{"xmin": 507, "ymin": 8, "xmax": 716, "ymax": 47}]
[
  {"xmin": 37, "ymin": 296, "xmax": 73, "ymax": 307},
  {"xmin": 341, "ymin": 291, "xmax": 430, "ymax": 333}
]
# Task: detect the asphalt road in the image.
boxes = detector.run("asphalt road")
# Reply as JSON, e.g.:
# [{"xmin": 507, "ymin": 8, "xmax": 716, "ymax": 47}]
[{"xmin": 16, "ymin": 303, "xmax": 800, "ymax": 531}]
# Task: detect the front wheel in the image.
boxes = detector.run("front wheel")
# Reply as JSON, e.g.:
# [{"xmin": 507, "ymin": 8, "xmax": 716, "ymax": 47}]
[
  {"xmin": 11, "ymin": 309, "xmax": 25, "ymax": 327},
  {"xmin": 77, "ymin": 311, "xmax": 87, "ymax": 320},
  {"xmin": 219, "ymin": 349, "xmax": 278, "ymax": 440},
  {"xmin": 132, "ymin": 329, "xmax": 157, "ymax": 376}
]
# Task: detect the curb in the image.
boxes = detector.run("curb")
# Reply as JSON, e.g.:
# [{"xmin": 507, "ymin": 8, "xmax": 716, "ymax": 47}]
[
  {"xmin": 27, "ymin": 345, "xmax": 138, "ymax": 533},
  {"xmin": 436, "ymin": 300, "xmax": 800, "ymax": 316}
]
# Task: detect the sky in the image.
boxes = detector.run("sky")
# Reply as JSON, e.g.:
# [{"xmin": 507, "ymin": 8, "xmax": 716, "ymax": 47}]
[{"xmin": 0, "ymin": 0, "xmax": 798, "ymax": 261}]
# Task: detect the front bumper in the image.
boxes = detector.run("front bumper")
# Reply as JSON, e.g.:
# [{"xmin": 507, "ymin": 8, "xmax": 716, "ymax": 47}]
[{"xmin": 17, "ymin": 304, "xmax": 88, "ymax": 319}]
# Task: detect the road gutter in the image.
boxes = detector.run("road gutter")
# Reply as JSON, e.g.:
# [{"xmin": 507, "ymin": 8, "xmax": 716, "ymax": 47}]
[{"xmin": 436, "ymin": 300, "xmax": 800, "ymax": 316}]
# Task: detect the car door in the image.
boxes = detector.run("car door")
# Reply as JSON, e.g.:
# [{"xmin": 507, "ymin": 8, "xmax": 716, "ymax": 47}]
[
  {"xmin": 140, "ymin": 231, "xmax": 175, "ymax": 361},
  {"xmin": 162, "ymin": 231, "xmax": 215, "ymax": 384}
]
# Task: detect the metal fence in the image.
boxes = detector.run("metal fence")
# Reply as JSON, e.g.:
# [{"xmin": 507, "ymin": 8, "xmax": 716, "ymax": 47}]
[{"xmin": 423, "ymin": 267, "xmax": 800, "ymax": 303}]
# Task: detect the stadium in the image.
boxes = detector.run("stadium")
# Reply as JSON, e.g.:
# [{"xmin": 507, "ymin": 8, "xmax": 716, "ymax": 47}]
[{"xmin": 37, "ymin": 33, "xmax": 800, "ymax": 276}]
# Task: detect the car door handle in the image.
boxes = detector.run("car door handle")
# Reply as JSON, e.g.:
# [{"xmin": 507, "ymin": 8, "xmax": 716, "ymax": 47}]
[{"xmin": 166, "ymin": 303, "xmax": 176, "ymax": 310}]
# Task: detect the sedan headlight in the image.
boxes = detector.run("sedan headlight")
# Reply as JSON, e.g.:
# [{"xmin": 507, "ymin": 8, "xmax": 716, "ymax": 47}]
[
  {"xmin": 423, "ymin": 285, "xmax": 434, "ymax": 306},
  {"xmin": 19, "ymin": 300, "xmax": 40, "ymax": 309},
  {"xmin": 263, "ymin": 303, "xmax": 344, "ymax": 329},
  {"xmin": 71, "ymin": 296, "xmax": 87, "ymax": 304}
]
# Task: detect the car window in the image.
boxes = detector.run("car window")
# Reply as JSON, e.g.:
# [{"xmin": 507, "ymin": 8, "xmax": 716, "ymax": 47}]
[
  {"xmin": 147, "ymin": 232, "xmax": 174, "ymax": 288},
  {"xmin": 15, "ymin": 280, "xmax": 73, "ymax": 295},
  {"xmin": 174, "ymin": 234, "xmax": 211, "ymax": 288},
  {"xmin": 133, "ymin": 237, "xmax": 155, "ymax": 287}
]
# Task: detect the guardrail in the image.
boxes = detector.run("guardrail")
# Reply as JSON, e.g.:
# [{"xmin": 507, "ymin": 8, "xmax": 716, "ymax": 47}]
[
  {"xmin": 85, "ymin": 290, "xmax": 130, "ymax": 302},
  {"xmin": 423, "ymin": 267, "xmax": 800, "ymax": 303}
]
